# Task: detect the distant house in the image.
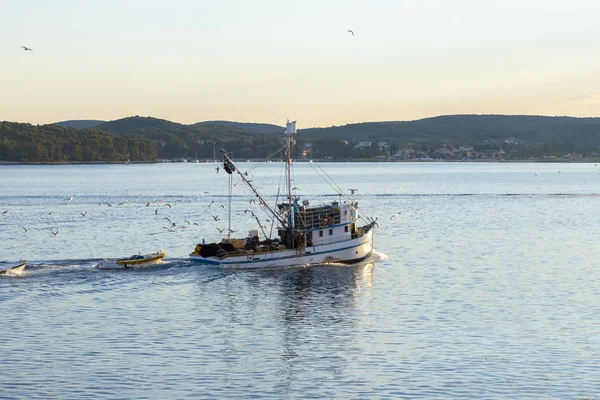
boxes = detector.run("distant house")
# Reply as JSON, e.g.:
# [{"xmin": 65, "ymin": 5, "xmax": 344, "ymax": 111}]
[
  {"xmin": 354, "ymin": 141, "xmax": 372, "ymax": 149},
  {"xmin": 302, "ymin": 143, "xmax": 312, "ymax": 158}
]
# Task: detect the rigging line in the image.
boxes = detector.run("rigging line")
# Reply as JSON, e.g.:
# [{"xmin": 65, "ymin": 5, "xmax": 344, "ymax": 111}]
[
  {"xmin": 239, "ymin": 173, "xmax": 273, "ymax": 224},
  {"xmin": 245, "ymin": 144, "xmax": 286, "ymax": 175},
  {"xmin": 271, "ymin": 186, "xmax": 281, "ymax": 239},
  {"xmin": 307, "ymin": 161, "xmax": 342, "ymax": 196},
  {"xmin": 253, "ymin": 215, "xmax": 268, "ymax": 239},
  {"xmin": 225, "ymin": 147, "xmax": 252, "ymax": 156},
  {"xmin": 227, "ymin": 173, "xmax": 233, "ymax": 238},
  {"xmin": 225, "ymin": 153, "xmax": 286, "ymax": 226},
  {"xmin": 313, "ymin": 161, "xmax": 346, "ymax": 196},
  {"xmin": 309, "ymin": 161, "xmax": 375, "ymax": 222}
]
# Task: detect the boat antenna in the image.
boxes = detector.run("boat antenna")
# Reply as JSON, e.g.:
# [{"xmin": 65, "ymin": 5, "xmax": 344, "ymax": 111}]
[{"xmin": 349, "ymin": 188, "xmax": 357, "ymax": 204}]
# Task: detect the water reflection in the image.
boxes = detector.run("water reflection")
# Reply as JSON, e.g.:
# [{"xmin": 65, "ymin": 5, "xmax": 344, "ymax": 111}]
[
  {"xmin": 275, "ymin": 262, "xmax": 375, "ymax": 393},
  {"xmin": 191, "ymin": 262, "xmax": 376, "ymax": 395}
]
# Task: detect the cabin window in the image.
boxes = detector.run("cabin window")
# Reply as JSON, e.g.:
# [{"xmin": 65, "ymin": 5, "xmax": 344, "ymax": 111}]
[
  {"xmin": 345, "ymin": 225, "xmax": 349, "ymax": 233},
  {"xmin": 329, "ymin": 229, "xmax": 333, "ymax": 236},
  {"xmin": 344, "ymin": 210, "xmax": 347, "ymax": 216},
  {"xmin": 319, "ymin": 230, "xmax": 323, "ymax": 237}
]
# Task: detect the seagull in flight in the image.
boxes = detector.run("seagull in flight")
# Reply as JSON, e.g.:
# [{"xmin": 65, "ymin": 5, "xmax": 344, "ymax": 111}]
[
  {"xmin": 51, "ymin": 230, "xmax": 59, "ymax": 236},
  {"xmin": 348, "ymin": 30, "xmax": 354, "ymax": 36},
  {"xmin": 21, "ymin": 46, "xmax": 33, "ymax": 51}
]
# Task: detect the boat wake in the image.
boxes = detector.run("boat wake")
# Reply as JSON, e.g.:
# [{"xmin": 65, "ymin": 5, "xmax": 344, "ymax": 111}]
[
  {"xmin": 2, "ymin": 268, "xmax": 25, "ymax": 278},
  {"xmin": 1, "ymin": 257, "xmax": 196, "ymax": 278}
]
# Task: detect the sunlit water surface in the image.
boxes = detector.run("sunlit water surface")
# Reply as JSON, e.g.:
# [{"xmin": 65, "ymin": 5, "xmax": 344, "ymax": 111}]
[{"xmin": 1, "ymin": 162, "xmax": 599, "ymax": 398}]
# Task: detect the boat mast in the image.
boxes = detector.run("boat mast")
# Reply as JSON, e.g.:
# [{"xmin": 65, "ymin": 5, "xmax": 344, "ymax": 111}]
[{"xmin": 285, "ymin": 120, "xmax": 296, "ymax": 234}]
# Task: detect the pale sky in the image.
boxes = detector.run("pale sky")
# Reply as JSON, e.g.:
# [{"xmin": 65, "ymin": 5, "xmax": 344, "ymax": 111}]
[{"xmin": 2, "ymin": 0, "xmax": 600, "ymax": 127}]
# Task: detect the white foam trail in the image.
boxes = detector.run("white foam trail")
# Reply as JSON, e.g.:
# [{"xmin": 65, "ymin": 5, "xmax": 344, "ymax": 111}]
[{"xmin": 3, "ymin": 268, "xmax": 25, "ymax": 277}]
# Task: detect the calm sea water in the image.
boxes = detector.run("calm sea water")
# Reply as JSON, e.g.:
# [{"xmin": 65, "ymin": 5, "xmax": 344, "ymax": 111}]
[{"xmin": 1, "ymin": 162, "xmax": 599, "ymax": 399}]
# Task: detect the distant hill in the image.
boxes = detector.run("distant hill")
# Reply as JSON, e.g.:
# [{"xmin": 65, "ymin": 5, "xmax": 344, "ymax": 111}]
[
  {"xmin": 193, "ymin": 121, "xmax": 284, "ymax": 135},
  {"xmin": 0, "ymin": 121, "xmax": 156, "ymax": 162},
  {"xmin": 53, "ymin": 120, "xmax": 106, "ymax": 129},
  {"xmin": 97, "ymin": 116, "xmax": 267, "ymax": 141},
  {"xmin": 300, "ymin": 115, "xmax": 600, "ymax": 145},
  {"xmin": 96, "ymin": 116, "xmax": 281, "ymax": 159},
  {"xmin": 7, "ymin": 114, "xmax": 600, "ymax": 162}
]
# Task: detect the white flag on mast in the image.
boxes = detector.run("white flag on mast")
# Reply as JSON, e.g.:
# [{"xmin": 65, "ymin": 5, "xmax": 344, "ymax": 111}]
[{"xmin": 286, "ymin": 120, "xmax": 297, "ymax": 134}]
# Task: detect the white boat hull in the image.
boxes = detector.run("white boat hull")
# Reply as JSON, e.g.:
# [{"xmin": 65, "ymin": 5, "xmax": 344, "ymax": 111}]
[{"xmin": 189, "ymin": 227, "xmax": 374, "ymax": 269}]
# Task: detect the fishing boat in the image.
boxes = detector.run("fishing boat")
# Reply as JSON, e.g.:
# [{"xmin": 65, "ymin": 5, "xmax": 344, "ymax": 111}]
[
  {"xmin": 0, "ymin": 260, "xmax": 27, "ymax": 275},
  {"xmin": 189, "ymin": 120, "xmax": 376, "ymax": 269},
  {"xmin": 96, "ymin": 251, "xmax": 166, "ymax": 270}
]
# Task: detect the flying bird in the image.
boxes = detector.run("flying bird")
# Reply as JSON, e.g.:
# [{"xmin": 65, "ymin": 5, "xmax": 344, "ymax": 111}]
[
  {"xmin": 51, "ymin": 230, "xmax": 59, "ymax": 236},
  {"xmin": 215, "ymin": 167, "xmax": 220, "ymax": 174},
  {"xmin": 80, "ymin": 211, "xmax": 87, "ymax": 217},
  {"xmin": 23, "ymin": 226, "xmax": 29, "ymax": 232},
  {"xmin": 48, "ymin": 211, "xmax": 54, "ymax": 215},
  {"xmin": 155, "ymin": 209, "xmax": 159, "ymax": 215},
  {"xmin": 212, "ymin": 215, "xmax": 220, "ymax": 221},
  {"xmin": 348, "ymin": 30, "xmax": 354, "ymax": 36},
  {"xmin": 21, "ymin": 46, "xmax": 33, "ymax": 51},
  {"xmin": 2, "ymin": 210, "xmax": 7, "ymax": 214},
  {"xmin": 217, "ymin": 228, "xmax": 225, "ymax": 233}
]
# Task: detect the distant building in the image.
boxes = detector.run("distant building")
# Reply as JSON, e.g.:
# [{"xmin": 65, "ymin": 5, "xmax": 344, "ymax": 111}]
[
  {"xmin": 302, "ymin": 143, "xmax": 312, "ymax": 158},
  {"xmin": 354, "ymin": 141, "xmax": 372, "ymax": 149}
]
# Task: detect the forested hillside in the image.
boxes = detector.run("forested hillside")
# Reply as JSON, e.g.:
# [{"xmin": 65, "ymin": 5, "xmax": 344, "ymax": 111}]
[
  {"xmin": 0, "ymin": 122, "xmax": 156, "ymax": 162},
  {"xmin": 96, "ymin": 116, "xmax": 282, "ymax": 159},
  {"xmin": 300, "ymin": 115, "xmax": 600, "ymax": 145}
]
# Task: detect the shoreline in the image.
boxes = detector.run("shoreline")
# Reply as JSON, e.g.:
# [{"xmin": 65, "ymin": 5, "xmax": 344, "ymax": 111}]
[{"xmin": 2, "ymin": 158, "xmax": 599, "ymax": 165}]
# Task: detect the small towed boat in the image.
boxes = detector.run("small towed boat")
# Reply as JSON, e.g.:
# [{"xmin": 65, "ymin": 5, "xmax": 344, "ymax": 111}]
[
  {"xmin": 96, "ymin": 251, "xmax": 166, "ymax": 270},
  {"xmin": 0, "ymin": 260, "xmax": 27, "ymax": 275}
]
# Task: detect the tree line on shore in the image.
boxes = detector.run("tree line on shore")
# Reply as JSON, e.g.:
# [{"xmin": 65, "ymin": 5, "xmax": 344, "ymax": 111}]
[
  {"xmin": 3, "ymin": 114, "xmax": 600, "ymax": 163},
  {"xmin": 0, "ymin": 122, "xmax": 157, "ymax": 162}
]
